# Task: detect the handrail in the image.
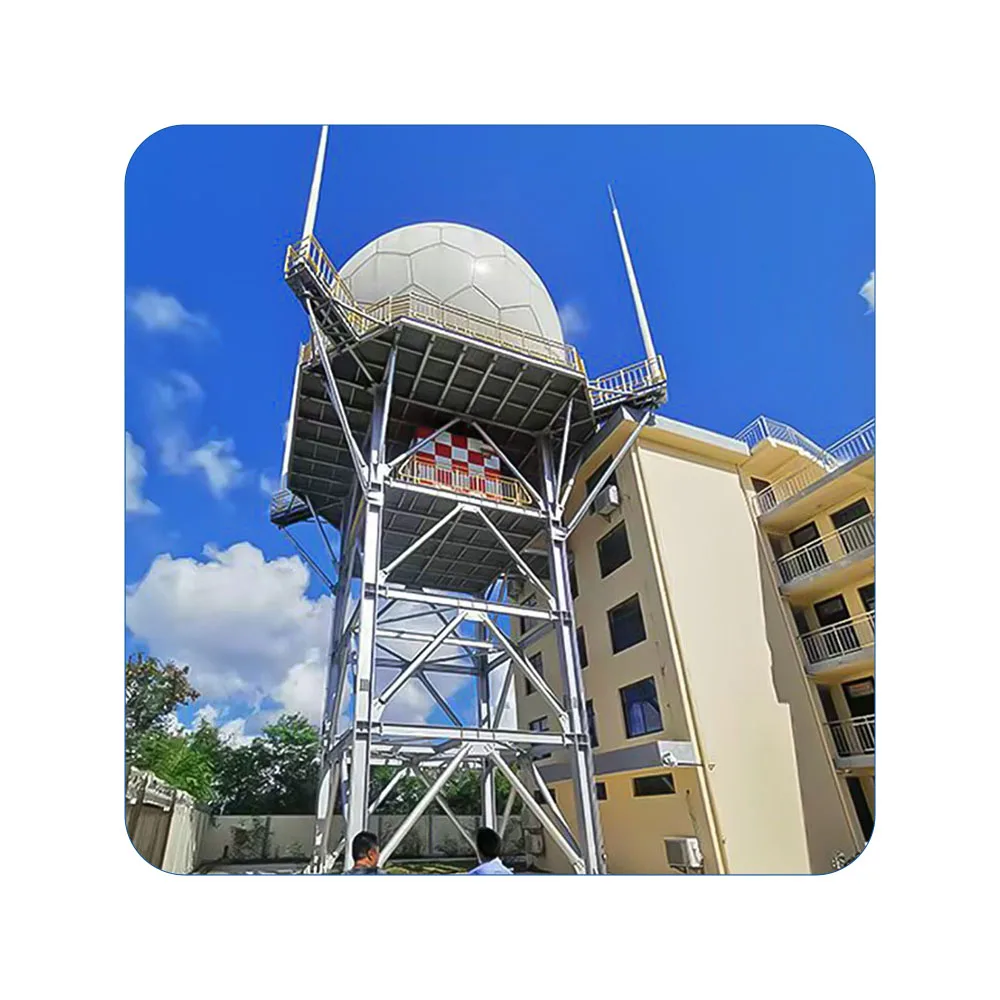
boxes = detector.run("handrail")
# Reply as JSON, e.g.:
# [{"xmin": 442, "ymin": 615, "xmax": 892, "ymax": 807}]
[
  {"xmin": 799, "ymin": 611, "xmax": 875, "ymax": 665},
  {"xmin": 745, "ymin": 416, "xmax": 875, "ymax": 515},
  {"xmin": 588, "ymin": 355, "xmax": 667, "ymax": 409},
  {"xmin": 285, "ymin": 235, "xmax": 584, "ymax": 373},
  {"xmin": 826, "ymin": 714, "xmax": 875, "ymax": 758},
  {"xmin": 775, "ymin": 513, "xmax": 874, "ymax": 584},
  {"xmin": 393, "ymin": 455, "xmax": 534, "ymax": 508}
]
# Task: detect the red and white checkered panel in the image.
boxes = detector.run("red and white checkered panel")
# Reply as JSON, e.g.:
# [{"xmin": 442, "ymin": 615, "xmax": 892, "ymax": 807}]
[{"xmin": 412, "ymin": 426, "xmax": 503, "ymax": 496}]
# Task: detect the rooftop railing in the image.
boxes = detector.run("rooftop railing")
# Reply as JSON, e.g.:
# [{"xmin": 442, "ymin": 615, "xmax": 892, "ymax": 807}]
[
  {"xmin": 826, "ymin": 714, "xmax": 875, "ymax": 759},
  {"xmin": 799, "ymin": 611, "xmax": 875, "ymax": 666},
  {"xmin": 775, "ymin": 513, "xmax": 874, "ymax": 585},
  {"xmin": 746, "ymin": 416, "xmax": 875, "ymax": 515}
]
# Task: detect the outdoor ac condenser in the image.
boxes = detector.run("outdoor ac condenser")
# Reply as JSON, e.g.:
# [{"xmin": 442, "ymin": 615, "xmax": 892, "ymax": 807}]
[
  {"xmin": 665, "ymin": 837, "xmax": 703, "ymax": 871},
  {"xmin": 594, "ymin": 484, "xmax": 621, "ymax": 516}
]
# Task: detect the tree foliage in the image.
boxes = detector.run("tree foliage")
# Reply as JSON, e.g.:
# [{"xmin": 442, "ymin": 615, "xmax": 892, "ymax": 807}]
[
  {"xmin": 125, "ymin": 653, "xmax": 199, "ymax": 765},
  {"xmin": 133, "ymin": 722, "xmax": 221, "ymax": 801}
]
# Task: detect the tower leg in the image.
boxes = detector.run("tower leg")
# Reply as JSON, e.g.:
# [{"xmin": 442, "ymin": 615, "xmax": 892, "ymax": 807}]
[{"xmin": 540, "ymin": 436, "xmax": 606, "ymax": 874}]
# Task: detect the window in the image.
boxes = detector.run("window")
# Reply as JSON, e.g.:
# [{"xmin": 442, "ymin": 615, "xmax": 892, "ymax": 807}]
[
  {"xmin": 528, "ymin": 716, "xmax": 551, "ymax": 759},
  {"xmin": 576, "ymin": 626, "xmax": 588, "ymax": 668},
  {"xmin": 595, "ymin": 782, "xmax": 607, "ymax": 801},
  {"xmin": 569, "ymin": 558, "xmax": 579, "ymax": 599},
  {"xmin": 518, "ymin": 593, "xmax": 537, "ymax": 635},
  {"xmin": 586, "ymin": 456, "xmax": 618, "ymax": 512},
  {"xmin": 608, "ymin": 594, "xmax": 646, "ymax": 653},
  {"xmin": 620, "ymin": 677, "xmax": 663, "ymax": 738},
  {"xmin": 533, "ymin": 788, "xmax": 557, "ymax": 805},
  {"xmin": 597, "ymin": 522, "xmax": 632, "ymax": 578},
  {"xmin": 750, "ymin": 477, "xmax": 771, "ymax": 494},
  {"xmin": 586, "ymin": 699, "xmax": 599, "ymax": 748},
  {"xmin": 633, "ymin": 774, "xmax": 676, "ymax": 797},
  {"xmin": 859, "ymin": 583, "xmax": 875, "ymax": 614},
  {"xmin": 831, "ymin": 497, "xmax": 871, "ymax": 530},
  {"xmin": 831, "ymin": 497, "xmax": 873, "ymax": 555},
  {"xmin": 525, "ymin": 651, "xmax": 543, "ymax": 697}
]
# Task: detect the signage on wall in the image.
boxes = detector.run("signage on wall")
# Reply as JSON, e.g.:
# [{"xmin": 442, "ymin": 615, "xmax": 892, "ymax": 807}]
[{"xmin": 846, "ymin": 680, "xmax": 874, "ymax": 698}]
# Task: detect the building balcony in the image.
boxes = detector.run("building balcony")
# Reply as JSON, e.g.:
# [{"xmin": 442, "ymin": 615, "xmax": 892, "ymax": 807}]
[
  {"xmin": 745, "ymin": 418, "xmax": 875, "ymax": 524},
  {"xmin": 799, "ymin": 612, "xmax": 874, "ymax": 677},
  {"xmin": 826, "ymin": 714, "xmax": 875, "ymax": 768},
  {"xmin": 775, "ymin": 513, "xmax": 874, "ymax": 599}
]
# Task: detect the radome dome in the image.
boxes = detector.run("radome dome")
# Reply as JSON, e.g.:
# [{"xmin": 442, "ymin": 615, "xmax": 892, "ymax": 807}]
[{"xmin": 340, "ymin": 222, "xmax": 564, "ymax": 343}]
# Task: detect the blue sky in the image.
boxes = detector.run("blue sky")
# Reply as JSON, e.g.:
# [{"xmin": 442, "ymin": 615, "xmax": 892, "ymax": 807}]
[{"xmin": 124, "ymin": 125, "xmax": 874, "ymax": 739}]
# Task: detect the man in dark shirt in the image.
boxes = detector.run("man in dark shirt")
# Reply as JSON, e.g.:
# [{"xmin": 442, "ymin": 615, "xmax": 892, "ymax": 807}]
[{"xmin": 345, "ymin": 830, "xmax": 387, "ymax": 874}]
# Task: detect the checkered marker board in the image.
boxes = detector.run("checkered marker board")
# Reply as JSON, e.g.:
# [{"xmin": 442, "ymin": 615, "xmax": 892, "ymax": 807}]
[{"xmin": 413, "ymin": 427, "xmax": 502, "ymax": 481}]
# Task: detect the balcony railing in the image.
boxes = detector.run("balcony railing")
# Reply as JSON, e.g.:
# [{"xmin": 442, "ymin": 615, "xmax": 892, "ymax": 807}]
[
  {"xmin": 827, "ymin": 419, "xmax": 875, "ymax": 465},
  {"xmin": 799, "ymin": 611, "xmax": 875, "ymax": 666},
  {"xmin": 826, "ymin": 714, "xmax": 875, "ymax": 759},
  {"xmin": 588, "ymin": 355, "xmax": 667, "ymax": 410},
  {"xmin": 394, "ymin": 455, "xmax": 534, "ymax": 508},
  {"xmin": 775, "ymin": 513, "xmax": 875, "ymax": 584},
  {"xmin": 746, "ymin": 416, "xmax": 875, "ymax": 515}
]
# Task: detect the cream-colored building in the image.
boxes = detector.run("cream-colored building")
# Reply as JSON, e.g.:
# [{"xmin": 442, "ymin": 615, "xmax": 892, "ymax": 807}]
[{"xmin": 512, "ymin": 410, "xmax": 874, "ymax": 874}]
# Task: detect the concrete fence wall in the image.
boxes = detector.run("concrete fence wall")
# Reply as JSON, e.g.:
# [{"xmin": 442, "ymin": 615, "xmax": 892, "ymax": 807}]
[{"xmin": 126, "ymin": 769, "xmax": 525, "ymax": 871}]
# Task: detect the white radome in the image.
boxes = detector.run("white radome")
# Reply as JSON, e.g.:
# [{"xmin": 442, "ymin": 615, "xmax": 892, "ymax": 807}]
[{"xmin": 340, "ymin": 222, "xmax": 564, "ymax": 343}]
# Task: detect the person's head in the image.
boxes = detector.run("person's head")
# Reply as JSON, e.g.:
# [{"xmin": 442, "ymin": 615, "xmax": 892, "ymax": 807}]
[
  {"xmin": 475, "ymin": 827, "xmax": 502, "ymax": 863},
  {"xmin": 351, "ymin": 831, "xmax": 380, "ymax": 867}
]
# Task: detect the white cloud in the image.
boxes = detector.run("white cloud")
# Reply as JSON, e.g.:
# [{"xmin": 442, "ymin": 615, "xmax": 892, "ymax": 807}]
[
  {"xmin": 125, "ymin": 431, "xmax": 159, "ymax": 515},
  {"xmin": 149, "ymin": 372, "xmax": 244, "ymax": 498},
  {"xmin": 128, "ymin": 289, "xmax": 209, "ymax": 334},
  {"xmin": 125, "ymin": 542, "xmax": 486, "ymax": 732},
  {"xmin": 859, "ymin": 271, "xmax": 874, "ymax": 313},
  {"xmin": 260, "ymin": 473, "xmax": 280, "ymax": 496},
  {"xmin": 558, "ymin": 302, "xmax": 587, "ymax": 339}
]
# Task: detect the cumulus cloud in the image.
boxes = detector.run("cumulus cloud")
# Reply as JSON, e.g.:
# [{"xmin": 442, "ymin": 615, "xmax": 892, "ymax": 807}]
[
  {"xmin": 125, "ymin": 431, "xmax": 159, "ymax": 515},
  {"xmin": 558, "ymin": 302, "xmax": 587, "ymax": 339},
  {"xmin": 127, "ymin": 289, "xmax": 209, "ymax": 334},
  {"xmin": 125, "ymin": 542, "xmax": 481, "ymax": 731},
  {"xmin": 859, "ymin": 271, "xmax": 874, "ymax": 313},
  {"xmin": 259, "ymin": 473, "xmax": 280, "ymax": 496}
]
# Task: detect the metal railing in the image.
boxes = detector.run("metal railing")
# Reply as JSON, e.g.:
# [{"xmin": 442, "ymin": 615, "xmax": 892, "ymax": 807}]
[
  {"xmin": 285, "ymin": 235, "xmax": 583, "ymax": 372},
  {"xmin": 827, "ymin": 419, "xmax": 875, "ymax": 465},
  {"xmin": 826, "ymin": 714, "xmax": 875, "ymax": 758},
  {"xmin": 745, "ymin": 416, "xmax": 875, "ymax": 515},
  {"xmin": 775, "ymin": 513, "xmax": 875, "ymax": 584},
  {"xmin": 799, "ymin": 611, "xmax": 875, "ymax": 665},
  {"xmin": 736, "ymin": 416, "xmax": 839, "ymax": 468},
  {"xmin": 588, "ymin": 355, "xmax": 667, "ymax": 409},
  {"xmin": 394, "ymin": 455, "xmax": 534, "ymax": 507}
]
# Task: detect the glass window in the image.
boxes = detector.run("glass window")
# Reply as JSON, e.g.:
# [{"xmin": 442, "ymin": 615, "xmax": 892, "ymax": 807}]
[
  {"xmin": 595, "ymin": 782, "xmax": 607, "ymax": 801},
  {"xmin": 831, "ymin": 497, "xmax": 871, "ymax": 530},
  {"xmin": 608, "ymin": 594, "xmax": 646, "ymax": 654},
  {"xmin": 586, "ymin": 699, "xmax": 599, "ymax": 748},
  {"xmin": 576, "ymin": 626, "xmax": 588, "ymax": 668},
  {"xmin": 858, "ymin": 583, "xmax": 875, "ymax": 613},
  {"xmin": 632, "ymin": 774, "xmax": 676, "ymax": 797},
  {"xmin": 597, "ymin": 522, "xmax": 632, "ymax": 578},
  {"xmin": 525, "ymin": 651, "xmax": 543, "ymax": 697},
  {"xmin": 569, "ymin": 558, "xmax": 579, "ymax": 599},
  {"xmin": 620, "ymin": 677, "xmax": 663, "ymax": 738},
  {"xmin": 533, "ymin": 788, "xmax": 557, "ymax": 805},
  {"xmin": 528, "ymin": 716, "xmax": 550, "ymax": 759}
]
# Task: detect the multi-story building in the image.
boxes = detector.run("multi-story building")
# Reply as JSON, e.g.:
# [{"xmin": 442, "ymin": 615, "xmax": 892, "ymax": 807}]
[{"xmin": 512, "ymin": 408, "xmax": 873, "ymax": 873}]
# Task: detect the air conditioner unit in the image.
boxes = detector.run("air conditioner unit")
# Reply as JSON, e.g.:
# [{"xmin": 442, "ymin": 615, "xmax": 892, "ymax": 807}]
[
  {"xmin": 594, "ymin": 484, "xmax": 621, "ymax": 517},
  {"xmin": 665, "ymin": 837, "xmax": 703, "ymax": 871}
]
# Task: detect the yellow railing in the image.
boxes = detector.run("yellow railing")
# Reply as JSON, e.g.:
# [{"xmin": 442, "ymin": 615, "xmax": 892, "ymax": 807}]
[
  {"xmin": 588, "ymin": 355, "xmax": 667, "ymax": 409},
  {"xmin": 285, "ymin": 235, "xmax": 584, "ymax": 372},
  {"xmin": 394, "ymin": 455, "xmax": 534, "ymax": 507}
]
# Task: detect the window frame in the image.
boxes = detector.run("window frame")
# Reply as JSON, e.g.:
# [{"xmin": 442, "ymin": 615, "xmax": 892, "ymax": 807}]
[
  {"xmin": 576, "ymin": 625, "xmax": 588, "ymax": 668},
  {"xmin": 619, "ymin": 676, "xmax": 664, "ymax": 739},
  {"xmin": 597, "ymin": 521, "xmax": 632, "ymax": 579},
  {"xmin": 525, "ymin": 650, "xmax": 543, "ymax": 697},
  {"xmin": 632, "ymin": 773, "xmax": 676, "ymax": 797},
  {"xmin": 607, "ymin": 593, "xmax": 647, "ymax": 654}
]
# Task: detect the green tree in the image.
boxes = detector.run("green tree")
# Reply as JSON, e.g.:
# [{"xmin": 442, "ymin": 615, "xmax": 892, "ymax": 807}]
[
  {"xmin": 134, "ymin": 721, "xmax": 221, "ymax": 801},
  {"xmin": 125, "ymin": 653, "xmax": 199, "ymax": 765}
]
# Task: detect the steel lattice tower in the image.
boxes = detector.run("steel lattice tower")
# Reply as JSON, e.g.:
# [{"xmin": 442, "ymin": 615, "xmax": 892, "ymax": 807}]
[{"xmin": 271, "ymin": 128, "xmax": 667, "ymax": 873}]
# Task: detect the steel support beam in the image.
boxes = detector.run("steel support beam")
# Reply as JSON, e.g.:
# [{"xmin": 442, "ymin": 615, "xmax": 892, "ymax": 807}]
[{"xmin": 540, "ymin": 435, "xmax": 605, "ymax": 873}]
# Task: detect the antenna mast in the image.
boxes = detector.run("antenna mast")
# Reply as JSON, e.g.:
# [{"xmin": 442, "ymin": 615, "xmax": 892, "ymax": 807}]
[
  {"xmin": 302, "ymin": 126, "xmax": 329, "ymax": 241},
  {"xmin": 608, "ymin": 185, "xmax": 657, "ymax": 364}
]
